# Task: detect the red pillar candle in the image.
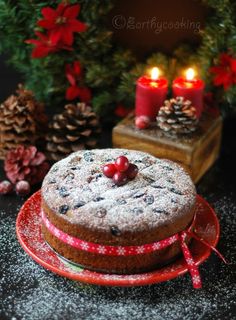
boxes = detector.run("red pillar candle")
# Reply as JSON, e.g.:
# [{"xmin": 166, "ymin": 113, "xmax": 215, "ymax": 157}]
[
  {"xmin": 135, "ymin": 67, "xmax": 168, "ymax": 123},
  {"xmin": 172, "ymin": 68, "xmax": 205, "ymax": 119}
]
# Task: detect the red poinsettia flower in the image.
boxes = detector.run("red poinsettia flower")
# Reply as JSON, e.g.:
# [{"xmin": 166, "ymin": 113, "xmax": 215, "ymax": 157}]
[
  {"xmin": 115, "ymin": 105, "xmax": 131, "ymax": 117},
  {"xmin": 65, "ymin": 60, "xmax": 82, "ymax": 86},
  {"xmin": 66, "ymin": 86, "xmax": 91, "ymax": 102},
  {"xmin": 65, "ymin": 61, "xmax": 91, "ymax": 102},
  {"xmin": 26, "ymin": 31, "xmax": 72, "ymax": 58},
  {"xmin": 37, "ymin": 3, "xmax": 87, "ymax": 46},
  {"xmin": 210, "ymin": 53, "xmax": 236, "ymax": 90}
]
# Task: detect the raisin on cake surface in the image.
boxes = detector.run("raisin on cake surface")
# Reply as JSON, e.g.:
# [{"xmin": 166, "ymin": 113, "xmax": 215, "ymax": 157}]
[{"xmin": 42, "ymin": 149, "xmax": 196, "ymax": 233}]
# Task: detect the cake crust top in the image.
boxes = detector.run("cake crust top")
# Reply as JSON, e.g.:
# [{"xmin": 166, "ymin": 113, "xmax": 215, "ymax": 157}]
[{"xmin": 42, "ymin": 149, "xmax": 196, "ymax": 232}]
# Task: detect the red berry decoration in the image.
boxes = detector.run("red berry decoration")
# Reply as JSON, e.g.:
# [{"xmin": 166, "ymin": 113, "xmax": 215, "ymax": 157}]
[
  {"xmin": 126, "ymin": 164, "xmax": 138, "ymax": 179},
  {"xmin": 135, "ymin": 116, "xmax": 150, "ymax": 129},
  {"xmin": 113, "ymin": 172, "xmax": 128, "ymax": 186},
  {"xmin": 15, "ymin": 180, "xmax": 31, "ymax": 196},
  {"xmin": 102, "ymin": 163, "xmax": 117, "ymax": 178},
  {"xmin": 102, "ymin": 155, "xmax": 139, "ymax": 186},
  {"xmin": 0, "ymin": 180, "xmax": 13, "ymax": 195},
  {"xmin": 115, "ymin": 156, "xmax": 129, "ymax": 172}
]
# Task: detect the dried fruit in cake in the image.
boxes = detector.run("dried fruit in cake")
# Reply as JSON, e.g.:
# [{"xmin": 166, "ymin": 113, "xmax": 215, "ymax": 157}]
[{"xmin": 41, "ymin": 148, "xmax": 197, "ymax": 274}]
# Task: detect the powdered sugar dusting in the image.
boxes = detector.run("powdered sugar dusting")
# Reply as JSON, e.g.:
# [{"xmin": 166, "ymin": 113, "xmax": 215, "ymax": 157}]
[
  {"xmin": 42, "ymin": 149, "xmax": 196, "ymax": 232},
  {"xmin": 1, "ymin": 190, "xmax": 235, "ymax": 319}
]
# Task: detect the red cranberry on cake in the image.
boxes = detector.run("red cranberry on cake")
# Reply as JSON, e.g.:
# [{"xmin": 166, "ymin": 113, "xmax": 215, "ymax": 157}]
[{"xmin": 41, "ymin": 148, "xmax": 196, "ymax": 274}]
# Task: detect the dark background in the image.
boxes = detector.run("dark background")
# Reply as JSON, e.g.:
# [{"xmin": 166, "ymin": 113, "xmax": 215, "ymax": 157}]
[
  {"xmin": 0, "ymin": 55, "xmax": 21, "ymax": 100},
  {"xmin": 109, "ymin": 0, "xmax": 208, "ymax": 57}
]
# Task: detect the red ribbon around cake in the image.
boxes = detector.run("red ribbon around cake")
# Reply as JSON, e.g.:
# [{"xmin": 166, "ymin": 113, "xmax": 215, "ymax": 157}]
[{"xmin": 41, "ymin": 210, "xmax": 226, "ymax": 289}]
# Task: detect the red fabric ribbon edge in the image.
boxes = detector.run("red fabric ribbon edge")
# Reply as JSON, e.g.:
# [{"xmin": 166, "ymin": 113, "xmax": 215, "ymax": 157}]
[{"xmin": 42, "ymin": 210, "xmax": 226, "ymax": 289}]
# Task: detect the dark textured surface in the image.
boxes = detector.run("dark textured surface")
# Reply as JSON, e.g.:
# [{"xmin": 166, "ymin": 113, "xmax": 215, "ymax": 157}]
[{"xmin": 0, "ymin": 120, "xmax": 236, "ymax": 320}]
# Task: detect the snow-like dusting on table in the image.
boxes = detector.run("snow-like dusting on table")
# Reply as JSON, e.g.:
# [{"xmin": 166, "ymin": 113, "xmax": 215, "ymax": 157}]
[
  {"xmin": 0, "ymin": 192, "xmax": 235, "ymax": 320},
  {"xmin": 42, "ymin": 149, "xmax": 196, "ymax": 232}
]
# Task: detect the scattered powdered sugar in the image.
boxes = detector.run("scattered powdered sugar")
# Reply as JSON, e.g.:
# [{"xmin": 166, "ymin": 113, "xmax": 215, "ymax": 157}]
[
  {"xmin": 1, "ymin": 191, "xmax": 235, "ymax": 320},
  {"xmin": 42, "ymin": 149, "xmax": 196, "ymax": 232}
]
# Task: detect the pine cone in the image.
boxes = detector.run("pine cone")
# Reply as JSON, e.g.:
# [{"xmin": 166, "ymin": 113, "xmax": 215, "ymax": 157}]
[
  {"xmin": 4, "ymin": 145, "xmax": 50, "ymax": 185},
  {"xmin": 157, "ymin": 97, "xmax": 198, "ymax": 134},
  {"xmin": 46, "ymin": 103, "xmax": 101, "ymax": 161},
  {"xmin": 0, "ymin": 84, "xmax": 48, "ymax": 159}
]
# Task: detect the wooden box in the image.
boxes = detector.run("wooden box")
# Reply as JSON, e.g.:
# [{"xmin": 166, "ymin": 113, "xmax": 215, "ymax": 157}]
[{"xmin": 112, "ymin": 112, "xmax": 222, "ymax": 183}]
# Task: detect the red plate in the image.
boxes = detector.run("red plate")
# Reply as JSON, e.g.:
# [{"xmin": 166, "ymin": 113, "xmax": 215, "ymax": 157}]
[{"xmin": 16, "ymin": 191, "xmax": 220, "ymax": 287}]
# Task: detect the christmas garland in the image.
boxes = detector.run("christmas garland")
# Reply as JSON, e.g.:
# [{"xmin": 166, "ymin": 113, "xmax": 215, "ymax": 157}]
[{"xmin": 0, "ymin": 0, "xmax": 236, "ymax": 121}]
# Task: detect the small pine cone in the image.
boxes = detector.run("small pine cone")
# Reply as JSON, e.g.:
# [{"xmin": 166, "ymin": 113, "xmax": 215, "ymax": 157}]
[
  {"xmin": 157, "ymin": 97, "xmax": 198, "ymax": 134},
  {"xmin": 0, "ymin": 84, "xmax": 48, "ymax": 159},
  {"xmin": 46, "ymin": 103, "xmax": 101, "ymax": 161},
  {"xmin": 4, "ymin": 145, "xmax": 50, "ymax": 185}
]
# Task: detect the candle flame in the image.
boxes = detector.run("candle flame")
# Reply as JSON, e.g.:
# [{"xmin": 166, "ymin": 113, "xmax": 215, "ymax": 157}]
[
  {"xmin": 151, "ymin": 67, "xmax": 159, "ymax": 80},
  {"xmin": 186, "ymin": 68, "xmax": 195, "ymax": 81}
]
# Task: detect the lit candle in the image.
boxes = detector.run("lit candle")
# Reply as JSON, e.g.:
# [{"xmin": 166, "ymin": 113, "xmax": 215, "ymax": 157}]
[
  {"xmin": 135, "ymin": 67, "xmax": 168, "ymax": 123},
  {"xmin": 172, "ymin": 68, "xmax": 205, "ymax": 119}
]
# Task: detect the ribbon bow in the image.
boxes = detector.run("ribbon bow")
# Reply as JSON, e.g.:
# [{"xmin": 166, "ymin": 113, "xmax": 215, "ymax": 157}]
[{"xmin": 178, "ymin": 213, "xmax": 227, "ymax": 289}]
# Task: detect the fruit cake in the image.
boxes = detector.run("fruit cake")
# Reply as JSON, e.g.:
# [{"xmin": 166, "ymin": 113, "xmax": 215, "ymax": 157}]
[{"xmin": 41, "ymin": 148, "xmax": 196, "ymax": 274}]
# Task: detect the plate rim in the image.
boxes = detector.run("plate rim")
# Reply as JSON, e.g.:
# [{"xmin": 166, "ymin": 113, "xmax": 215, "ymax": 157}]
[{"xmin": 16, "ymin": 190, "xmax": 220, "ymax": 287}]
